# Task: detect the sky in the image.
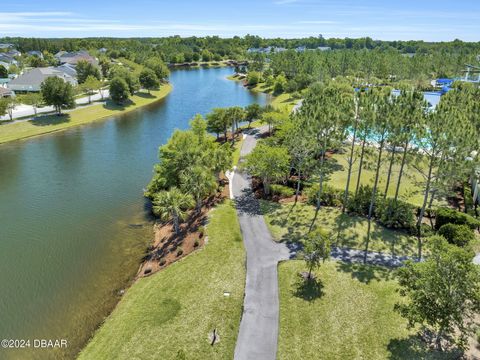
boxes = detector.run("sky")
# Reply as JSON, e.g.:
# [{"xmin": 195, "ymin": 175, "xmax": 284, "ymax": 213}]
[{"xmin": 1, "ymin": 0, "xmax": 479, "ymax": 41}]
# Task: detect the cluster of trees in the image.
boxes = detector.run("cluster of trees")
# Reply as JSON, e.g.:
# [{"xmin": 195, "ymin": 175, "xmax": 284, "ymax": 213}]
[
  {"xmin": 245, "ymin": 80, "xmax": 479, "ymax": 259},
  {"xmin": 145, "ymin": 115, "xmax": 232, "ymax": 234},
  {"xmin": 108, "ymin": 57, "xmax": 168, "ymax": 104},
  {"xmin": 3, "ymin": 36, "xmax": 479, "ymax": 67},
  {"xmin": 205, "ymin": 103, "xmax": 264, "ymax": 141}
]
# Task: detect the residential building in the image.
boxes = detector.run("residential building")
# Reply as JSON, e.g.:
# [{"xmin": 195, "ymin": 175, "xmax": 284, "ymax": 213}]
[
  {"xmin": 317, "ymin": 46, "xmax": 332, "ymax": 51},
  {"xmin": 56, "ymin": 50, "xmax": 98, "ymax": 66},
  {"xmin": 27, "ymin": 50, "xmax": 44, "ymax": 59},
  {"xmin": 0, "ymin": 43, "xmax": 14, "ymax": 49},
  {"xmin": 7, "ymin": 67, "xmax": 77, "ymax": 92}
]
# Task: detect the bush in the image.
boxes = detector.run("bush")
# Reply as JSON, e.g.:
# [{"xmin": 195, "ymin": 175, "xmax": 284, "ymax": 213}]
[
  {"xmin": 198, "ymin": 226, "xmax": 205, "ymax": 238},
  {"xmin": 193, "ymin": 240, "xmax": 199, "ymax": 247},
  {"xmin": 305, "ymin": 184, "xmax": 344, "ymax": 207},
  {"xmin": 159, "ymin": 259, "xmax": 166, "ymax": 266},
  {"xmin": 376, "ymin": 198, "xmax": 415, "ymax": 230},
  {"xmin": 346, "ymin": 185, "xmax": 379, "ymax": 216},
  {"xmin": 246, "ymin": 71, "xmax": 262, "ymax": 86},
  {"xmin": 435, "ymin": 207, "xmax": 480, "ymax": 230},
  {"xmin": 176, "ymin": 249, "xmax": 183, "ymax": 257},
  {"xmin": 438, "ymin": 223, "xmax": 475, "ymax": 247},
  {"xmin": 270, "ymin": 184, "xmax": 295, "ymax": 198}
]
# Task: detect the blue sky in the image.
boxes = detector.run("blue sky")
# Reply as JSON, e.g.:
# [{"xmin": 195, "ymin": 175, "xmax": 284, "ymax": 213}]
[{"xmin": 1, "ymin": 0, "xmax": 479, "ymax": 41}]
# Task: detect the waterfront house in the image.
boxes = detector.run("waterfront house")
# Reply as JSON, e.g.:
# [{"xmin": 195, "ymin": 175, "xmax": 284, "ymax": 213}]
[{"xmin": 7, "ymin": 67, "xmax": 77, "ymax": 92}]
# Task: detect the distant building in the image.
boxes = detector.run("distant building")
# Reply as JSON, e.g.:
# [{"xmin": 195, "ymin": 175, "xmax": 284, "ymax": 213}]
[
  {"xmin": 317, "ymin": 46, "xmax": 331, "ymax": 51},
  {"xmin": 296, "ymin": 46, "xmax": 307, "ymax": 52},
  {"xmin": 0, "ymin": 54, "xmax": 18, "ymax": 69},
  {"xmin": 247, "ymin": 46, "xmax": 287, "ymax": 54},
  {"xmin": 5, "ymin": 49, "xmax": 21, "ymax": 57},
  {"xmin": 7, "ymin": 67, "xmax": 77, "ymax": 92},
  {"xmin": 55, "ymin": 50, "xmax": 98, "ymax": 66},
  {"xmin": 98, "ymin": 47, "xmax": 108, "ymax": 53},
  {"xmin": 0, "ymin": 43, "xmax": 14, "ymax": 49},
  {"xmin": 27, "ymin": 50, "xmax": 44, "ymax": 59}
]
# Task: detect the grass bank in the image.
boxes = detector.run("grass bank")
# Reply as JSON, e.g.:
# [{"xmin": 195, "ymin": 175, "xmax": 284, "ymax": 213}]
[
  {"xmin": 261, "ymin": 201, "xmax": 418, "ymax": 257},
  {"xmin": 227, "ymin": 74, "xmax": 298, "ymax": 113},
  {"xmin": 78, "ymin": 201, "xmax": 245, "ymax": 360},
  {"xmin": 0, "ymin": 84, "xmax": 172, "ymax": 144},
  {"xmin": 278, "ymin": 260, "xmax": 452, "ymax": 360}
]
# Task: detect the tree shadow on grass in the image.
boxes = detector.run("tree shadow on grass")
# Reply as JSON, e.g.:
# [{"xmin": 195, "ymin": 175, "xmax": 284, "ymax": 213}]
[
  {"xmin": 30, "ymin": 113, "xmax": 71, "ymax": 126},
  {"xmin": 335, "ymin": 261, "xmax": 394, "ymax": 284},
  {"xmin": 103, "ymin": 99, "xmax": 136, "ymax": 111},
  {"xmin": 387, "ymin": 335, "xmax": 461, "ymax": 360},
  {"xmin": 293, "ymin": 275, "xmax": 325, "ymax": 302},
  {"xmin": 135, "ymin": 92, "xmax": 156, "ymax": 99}
]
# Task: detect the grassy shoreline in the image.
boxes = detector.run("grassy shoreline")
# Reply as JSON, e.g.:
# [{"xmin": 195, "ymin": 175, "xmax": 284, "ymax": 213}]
[
  {"xmin": 79, "ymin": 201, "xmax": 245, "ymax": 360},
  {"xmin": 0, "ymin": 84, "xmax": 173, "ymax": 145},
  {"xmin": 226, "ymin": 74, "xmax": 298, "ymax": 112}
]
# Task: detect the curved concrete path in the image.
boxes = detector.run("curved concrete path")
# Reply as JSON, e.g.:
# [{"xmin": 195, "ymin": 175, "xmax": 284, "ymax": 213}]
[{"xmin": 233, "ymin": 127, "xmax": 295, "ymax": 360}]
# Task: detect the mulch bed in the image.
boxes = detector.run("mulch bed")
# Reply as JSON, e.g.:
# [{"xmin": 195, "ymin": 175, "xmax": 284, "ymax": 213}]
[{"xmin": 137, "ymin": 179, "xmax": 229, "ymax": 278}]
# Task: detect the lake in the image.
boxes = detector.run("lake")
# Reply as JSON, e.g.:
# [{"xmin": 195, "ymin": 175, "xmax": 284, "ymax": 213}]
[{"xmin": 0, "ymin": 67, "xmax": 267, "ymax": 359}]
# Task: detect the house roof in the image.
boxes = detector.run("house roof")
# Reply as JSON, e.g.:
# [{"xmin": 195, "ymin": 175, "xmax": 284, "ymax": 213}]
[
  {"xmin": 7, "ymin": 67, "xmax": 77, "ymax": 91},
  {"xmin": 58, "ymin": 52, "xmax": 97, "ymax": 66}
]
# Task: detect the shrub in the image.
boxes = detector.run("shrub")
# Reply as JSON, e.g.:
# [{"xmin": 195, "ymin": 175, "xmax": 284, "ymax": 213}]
[
  {"xmin": 198, "ymin": 226, "xmax": 205, "ymax": 238},
  {"xmin": 193, "ymin": 240, "xmax": 199, "ymax": 247},
  {"xmin": 346, "ymin": 185, "xmax": 380, "ymax": 216},
  {"xmin": 305, "ymin": 184, "xmax": 345, "ymax": 207},
  {"xmin": 270, "ymin": 184, "xmax": 295, "ymax": 198},
  {"xmin": 159, "ymin": 259, "xmax": 166, "ymax": 266},
  {"xmin": 376, "ymin": 198, "xmax": 415, "ymax": 230},
  {"xmin": 435, "ymin": 207, "xmax": 480, "ymax": 230},
  {"xmin": 438, "ymin": 223, "xmax": 475, "ymax": 247},
  {"xmin": 246, "ymin": 71, "xmax": 262, "ymax": 86},
  {"xmin": 176, "ymin": 249, "xmax": 184, "ymax": 257}
]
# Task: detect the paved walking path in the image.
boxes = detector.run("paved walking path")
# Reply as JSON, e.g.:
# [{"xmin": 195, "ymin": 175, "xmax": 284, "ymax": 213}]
[
  {"xmin": 231, "ymin": 126, "xmax": 417, "ymax": 360},
  {"xmin": 232, "ymin": 127, "xmax": 294, "ymax": 360},
  {"xmin": 0, "ymin": 89, "xmax": 109, "ymax": 122}
]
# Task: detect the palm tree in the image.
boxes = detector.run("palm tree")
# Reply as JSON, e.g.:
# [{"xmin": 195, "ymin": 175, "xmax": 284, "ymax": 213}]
[
  {"xmin": 153, "ymin": 188, "xmax": 194, "ymax": 235},
  {"xmin": 181, "ymin": 166, "xmax": 218, "ymax": 212}
]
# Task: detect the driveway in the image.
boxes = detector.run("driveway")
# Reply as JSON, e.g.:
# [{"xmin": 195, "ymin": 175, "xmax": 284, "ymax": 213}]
[{"xmin": 232, "ymin": 127, "xmax": 295, "ymax": 360}]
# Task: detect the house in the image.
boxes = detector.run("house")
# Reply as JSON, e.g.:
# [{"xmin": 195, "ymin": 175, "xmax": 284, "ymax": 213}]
[
  {"xmin": 317, "ymin": 46, "xmax": 331, "ymax": 51},
  {"xmin": 99, "ymin": 47, "xmax": 108, "ymax": 53},
  {"xmin": 56, "ymin": 50, "xmax": 98, "ymax": 66},
  {"xmin": 5, "ymin": 49, "xmax": 21, "ymax": 57},
  {"xmin": 55, "ymin": 63, "xmax": 77, "ymax": 77},
  {"xmin": 0, "ymin": 60, "xmax": 11, "ymax": 70},
  {"xmin": 0, "ymin": 54, "xmax": 18, "ymax": 69},
  {"xmin": 0, "ymin": 43, "xmax": 14, "ymax": 49},
  {"xmin": 54, "ymin": 50, "xmax": 68, "ymax": 59},
  {"xmin": 296, "ymin": 46, "xmax": 307, "ymax": 52},
  {"xmin": 7, "ymin": 67, "xmax": 77, "ymax": 92},
  {"xmin": 27, "ymin": 50, "xmax": 44, "ymax": 59}
]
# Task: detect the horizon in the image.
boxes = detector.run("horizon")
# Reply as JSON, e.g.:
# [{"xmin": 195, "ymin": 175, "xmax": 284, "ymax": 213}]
[{"xmin": 1, "ymin": 0, "xmax": 480, "ymax": 42}]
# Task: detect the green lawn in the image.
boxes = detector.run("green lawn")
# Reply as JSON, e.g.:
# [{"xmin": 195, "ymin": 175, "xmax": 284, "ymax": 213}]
[
  {"xmin": 78, "ymin": 201, "xmax": 245, "ymax": 360},
  {"xmin": 328, "ymin": 147, "xmax": 434, "ymax": 208},
  {"xmin": 0, "ymin": 85, "xmax": 172, "ymax": 144},
  {"xmin": 261, "ymin": 200, "xmax": 418, "ymax": 257},
  {"xmin": 232, "ymin": 136, "xmax": 244, "ymax": 167},
  {"xmin": 278, "ymin": 260, "xmax": 454, "ymax": 360}
]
